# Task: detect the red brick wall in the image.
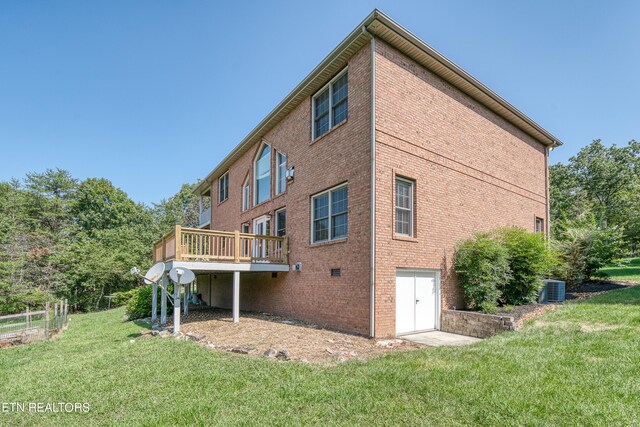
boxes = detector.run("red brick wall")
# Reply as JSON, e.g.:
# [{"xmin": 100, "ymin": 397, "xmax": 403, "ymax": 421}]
[
  {"xmin": 373, "ymin": 40, "xmax": 548, "ymax": 337},
  {"xmin": 205, "ymin": 44, "xmax": 373, "ymax": 334}
]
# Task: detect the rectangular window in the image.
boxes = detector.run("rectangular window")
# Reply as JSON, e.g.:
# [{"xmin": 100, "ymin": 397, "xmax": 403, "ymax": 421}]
[
  {"xmin": 275, "ymin": 208, "xmax": 286, "ymax": 237},
  {"xmin": 276, "ymin": 151, "xmax": 287, "ymax": 195},
  {"xmin": 241, "ymin": 223, "xmax": 250, "ymax": 234},
  {"xmin": 395, "ymin": 177, "xmax": 414, "ymax": 236},
  {"xmin": 535, "ymin": 217, "xmax": 544, "ymax": 233},
  {"xmin": 218, "ymin": 172, "xmax": 229, "ymax": 203},
  {"xmin": 312, "ymin": 69, "xmax": 348, "ymax": 139},
  {"xmin": 242, "ymin": 177, "xmax": 250, "ymax": 212},
  {"xmin": 312, "ymin": 184, "xmax": 348, "ymax": 243}
]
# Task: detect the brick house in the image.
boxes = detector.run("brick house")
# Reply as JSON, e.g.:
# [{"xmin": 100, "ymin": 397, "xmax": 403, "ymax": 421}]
[{"xmin": 152, "ymin": 9, "xmax": 562, "ymax": 338}]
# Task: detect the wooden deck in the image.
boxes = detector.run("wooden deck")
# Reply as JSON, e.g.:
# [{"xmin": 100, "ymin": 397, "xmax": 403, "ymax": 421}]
[{"xmin": 153, "ymin": 225, "xmax": 288, "ymax": 265}]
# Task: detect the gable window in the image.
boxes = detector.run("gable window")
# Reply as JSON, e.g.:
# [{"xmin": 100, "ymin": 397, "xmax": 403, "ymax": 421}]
[
  {"xmin": 312, "ymin": 184, "xmax": 348, "ymax": 243},
  {"xmin": 313, "ymin": 69, "xmax": 348, "ymax": 139},
  {"xmin": 275, "ymin": 208, "xmax": 286, "ymax": 236},
  {"xmin": 242, "ymin": 176, "xmax": 250, "ymax": 212},
  {"xmin": 218, "ymin": 172, "xmax": 229, "ymax": 203},
  {"xmin": 254, "ymin": 144, "xmax": 271, "ymax": 205},
  {"xmin": 395, "ymin": 177, "xmax": 414, "ymax": 237},
  {"xmin": 276, "ymin": 151, "xmax": 287, "ymax": 195},
  {"xmin": 535, "ymin": 217, "xmax": 544, "ymax": 233}
]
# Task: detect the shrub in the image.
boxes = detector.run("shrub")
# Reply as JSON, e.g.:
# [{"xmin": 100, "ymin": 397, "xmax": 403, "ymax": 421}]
[
  {"xmin": 553, "ymin": 226, "xmax": 624, "ymax": 288},
  {"xmin": 495, "ymin": 227, "xmax": 553, "ymax": 305},
  {"xmin": 126, "ymin": 285, "xmax": 171, "ymax": 320},
  {"xmin": 111, "ymin": 289, "xmax": 138, "ymax": 307},
  {"xmin": 454, "ymin": 234, "xmax": 510, "ymax": 313}
]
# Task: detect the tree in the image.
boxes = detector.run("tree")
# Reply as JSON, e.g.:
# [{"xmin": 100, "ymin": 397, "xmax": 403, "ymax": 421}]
[
  {"xmin": 152, "ymin": 182, "xmax": 200, "ymax": 234},
  {"xmin": 550, "ymin": 139, "xmax": 640, "ymax": 251}
]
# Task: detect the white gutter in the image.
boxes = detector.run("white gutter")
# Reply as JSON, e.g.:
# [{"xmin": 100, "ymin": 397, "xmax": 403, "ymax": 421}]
[{"xmin": 362, "ymin": 26, "xmax": 376, "ymax": 338}]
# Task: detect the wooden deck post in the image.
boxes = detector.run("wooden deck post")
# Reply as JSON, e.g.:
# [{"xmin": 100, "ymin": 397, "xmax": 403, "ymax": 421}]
[
  {"xmin": 44, "ymin": 302, "xmax": 50, "ymax": 339},
  {"xmin": 151, "ymin": 279, "xmax": 158, "ymax": 322},
  {"xmin": 175, "ymin": 225, "xmax": 182, "ymax": 261},
  {"xmin": 160, "ymin": 272, "xmax": 168, "ymax": 324},
  {"xmin": 234, "ymin": 231, "xmax": 240, "ymax": 263},
  {"xmin": 282, "ymin": 237, "xmax": 288, "ymax": 263},
  {"xmin": 232, "ymin": 271, "xmax": 240, "ymax": 323}
]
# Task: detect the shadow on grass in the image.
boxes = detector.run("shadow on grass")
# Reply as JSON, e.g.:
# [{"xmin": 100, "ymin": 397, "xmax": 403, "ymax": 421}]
[{"xmin": 132, "ymin": 319, "xmax": 154, "ymax": 330}]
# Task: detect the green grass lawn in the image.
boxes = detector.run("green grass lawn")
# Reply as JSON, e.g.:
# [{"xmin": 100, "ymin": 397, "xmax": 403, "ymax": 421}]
[
  {"xmin": 2, "ymin": 288, "xmax": 640, "ymax": 426},
  {"xmin": 599, "ymin": 257, "xmax": 640, "ymax": 282}
]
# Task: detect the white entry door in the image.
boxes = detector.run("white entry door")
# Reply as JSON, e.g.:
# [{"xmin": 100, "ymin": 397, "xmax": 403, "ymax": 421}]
[
  {"xmin": 252, "ymin": 216, "xmax": 270, "ymax": 259},
  {"xmin": 396, "ymin": 270, "xmax": 438, "ymax": 335}
]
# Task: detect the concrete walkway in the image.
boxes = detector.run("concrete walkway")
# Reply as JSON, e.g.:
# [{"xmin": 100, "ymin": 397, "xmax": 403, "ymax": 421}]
[{"xmin": 401, "ymin": 331, "xmax": 481, "ymax": 347}]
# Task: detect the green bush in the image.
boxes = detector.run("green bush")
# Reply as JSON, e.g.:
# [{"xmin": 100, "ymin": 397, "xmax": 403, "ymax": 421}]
[
  {"xmin": 126, "ymin": 285, "xmax": 172, "ymax": 320},
  {"xmin": 495, "ymin": 227, "xmax": 553, "ymax": 305},
  {"xmin": 110, "ymin": 289, "xmax": 138, "ymax": 307},
  {"xmin": 454, "ymin": 234, "xmax": 510, "ymax": 313},
  {"xmin": 553, "ymin": 226, "xmax": 624, "ymax": 288}
]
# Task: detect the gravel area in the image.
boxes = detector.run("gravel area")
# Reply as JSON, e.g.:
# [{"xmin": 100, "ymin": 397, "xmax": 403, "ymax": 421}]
[{"xmin": 168, "ymin": 308, "xmax": 421, "ymax": 365}]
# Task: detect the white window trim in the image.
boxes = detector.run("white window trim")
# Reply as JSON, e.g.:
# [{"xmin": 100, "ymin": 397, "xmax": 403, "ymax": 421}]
[
  {"xmin": 311, "ymin": 183, "xmax": 348, "ymax": 244},
  {"xmin": 253, "ymin": 142, "xmax": 271, "ymax": 206},
  {"xmin": 242, "ymin": 175, "xmax": 250, "ymax": 212},
  {"xmin": 275, "ymin": 207, "xmax": 286, "ymax": 237},
  {"xmin": 395, "ymin": 177, "xmax": 414, "ymax": 237},
  {"xmin": 312, "ymin": 67, "xmax": 348, "ymax": 140},
  {"xmin": 275, "ymin": 151, "xmax": 287, "ymax": 195},
  {"xmin": 218, "ymin": 171, "xmax": 229, "ymax": 203}
]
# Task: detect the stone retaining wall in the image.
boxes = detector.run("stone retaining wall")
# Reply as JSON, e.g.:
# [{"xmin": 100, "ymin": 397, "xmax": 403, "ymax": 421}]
[{"xmin": 441, "ymin": 310, "xmax": 515, "ymax": 338}]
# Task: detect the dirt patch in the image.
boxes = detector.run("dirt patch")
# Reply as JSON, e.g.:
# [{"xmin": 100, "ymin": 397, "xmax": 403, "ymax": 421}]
[{"xmin": 169, "ymin": 308, "xmax": 422, "ymax": 365}]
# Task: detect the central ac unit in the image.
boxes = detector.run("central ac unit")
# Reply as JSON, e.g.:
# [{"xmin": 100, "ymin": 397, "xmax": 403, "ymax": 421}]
[{"xmin": 542, "ymin": 280, "xmax": 566, "ymax": 302}]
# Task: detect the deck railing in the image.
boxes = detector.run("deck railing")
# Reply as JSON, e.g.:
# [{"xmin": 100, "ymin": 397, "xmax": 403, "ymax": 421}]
[{"xmin": 153, "ymin": 226, "xmax": 288, "ymax": 264}]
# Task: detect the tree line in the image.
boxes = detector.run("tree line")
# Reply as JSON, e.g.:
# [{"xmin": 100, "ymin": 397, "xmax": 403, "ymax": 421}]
[
  {"xmin": 1, "ymin": 138, "xmax": 637, "ymax": 314},
  {"xmin": 0, "ymin": 169, "xmax": 199, "ymax": 314}
]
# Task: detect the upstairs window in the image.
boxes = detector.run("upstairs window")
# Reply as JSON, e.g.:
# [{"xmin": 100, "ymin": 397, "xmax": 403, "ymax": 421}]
[
  {"xmin": 313, "ymin": 69, "xmax": 348, "ymax": 139},
  {"xmin": 395, "ymin": 177, "xmax": 414, "ymax": 237},
  {"xmin": 242, "ymin": 176, "xmax": 250, "ymax": 212},
  {"xmin": 312, "ymin": 184, "xmax": 348, "ymax": 243},
  {"xmin": 276, "ymin": 151, "xmax": 287, "ymax": 195},
  {"xmin": 254, "ymin": 144, "xmax": 271, "ymax": 205},
  {"xmin": 535, "ymin": 217, "xmax": 545, "ymax": 233},
  {"xmin": 275, "ymin": 208, "xmax": 286, "ymax": 237},
  {"xmin": 218, "ymin": 172, "xmax": 229, "ymax": 203}
]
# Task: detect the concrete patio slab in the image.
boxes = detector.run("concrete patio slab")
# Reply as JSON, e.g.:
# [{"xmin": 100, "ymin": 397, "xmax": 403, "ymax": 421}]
[{"xmin": 401, "ymin": 331, "xmax": 481, "ymax": 347}]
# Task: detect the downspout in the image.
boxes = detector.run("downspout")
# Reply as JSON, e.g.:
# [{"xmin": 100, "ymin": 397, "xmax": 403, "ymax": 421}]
[
  {"xmin": 545, "ymin": 146, "xmax": 552, "ymax": 237},
  {"xmin": 362, "ymin": 25, "xmax": 376, "ymax": 338}
]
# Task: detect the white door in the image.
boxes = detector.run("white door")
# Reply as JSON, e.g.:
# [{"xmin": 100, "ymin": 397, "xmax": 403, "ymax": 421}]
[
  {"xmin": 252, "ymin": 216, "xmax": 270, "ymax": 259},
  {"xmin": 396, "ymin": 270, "xmax": 438, "ymax": 335}
]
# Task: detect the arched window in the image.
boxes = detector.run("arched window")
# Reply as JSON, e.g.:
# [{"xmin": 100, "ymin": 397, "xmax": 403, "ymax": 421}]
[{"xmin": 254, "ymin": 144, "xmax": 271, "ymax": 205}]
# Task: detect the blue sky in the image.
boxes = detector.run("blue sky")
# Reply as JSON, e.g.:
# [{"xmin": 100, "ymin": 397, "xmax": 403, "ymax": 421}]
[{"xmin": 1, "ymin": 1, "xmax": 638, "ymax": 205}]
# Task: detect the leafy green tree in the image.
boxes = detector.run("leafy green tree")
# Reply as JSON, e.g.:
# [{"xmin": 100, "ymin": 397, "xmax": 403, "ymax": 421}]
[{"xmin": 153, "ymin": 182, "xmax": 200, "ymax": 234}]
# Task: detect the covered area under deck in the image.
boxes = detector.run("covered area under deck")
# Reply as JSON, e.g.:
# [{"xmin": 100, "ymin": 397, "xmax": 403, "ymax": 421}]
[{"xmin": 151, "ymin": 226, "xmax": 289, "ymax": 324}]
